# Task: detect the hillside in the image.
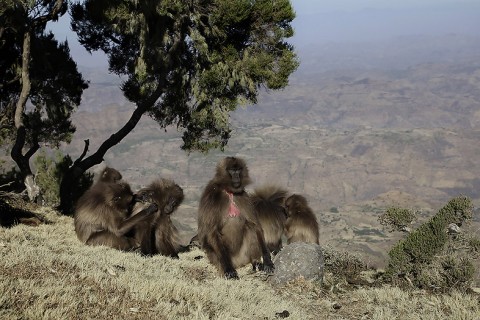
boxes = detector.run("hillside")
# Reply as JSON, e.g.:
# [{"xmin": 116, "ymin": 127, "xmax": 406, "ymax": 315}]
[
  {"xmin": 1, "ymin": 206, "xmax": 479, "ymax": 319},
  {"xmin": 59, "ymin": 49, "xmax": 480, "ymax": 267}
]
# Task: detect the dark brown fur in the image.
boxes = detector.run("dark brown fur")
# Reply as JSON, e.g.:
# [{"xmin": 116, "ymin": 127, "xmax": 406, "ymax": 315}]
[
  {"xmin": 132, "ymin": 178, "xmax": 185, "ymax": 258},
  {"xmin": 197, "ymin": 157, "xmax": 274, "ymax": 279},
  {"xmin": 284, "ymin": 194, "xmax": 320, "ymax": 245},
  {"xmin": 74, "ymin": 171, "xmax": 156, "ymax": 251},
  {"xmin": 251, "ymin": 185, "xmax": 288, "ymax": 254}
]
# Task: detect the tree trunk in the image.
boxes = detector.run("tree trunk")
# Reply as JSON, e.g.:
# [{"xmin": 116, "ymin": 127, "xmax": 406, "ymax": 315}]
[
  {"xmin": 13, "ymin": 31, "xmax": 31, "ymax": 134},
  {"xmin": 10, "ymin": 30, "xmax": 40, "ymax": 201}
]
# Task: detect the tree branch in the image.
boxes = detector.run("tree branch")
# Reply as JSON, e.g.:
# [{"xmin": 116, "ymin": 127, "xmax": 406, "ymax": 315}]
[
  {"xmin": 32, "ymin": 0, "xmax": 65, "ymax": 27},
  {"xmin": 24, "ymin": 142, "xmax": 40, "ymax": 159},
  {"xmin": 77, "ymin": 84, "xmax": 164, "ymax": 171},
  {"xmin": 74, "ymin": 139, "xmax": 89, "ymax": 165}
]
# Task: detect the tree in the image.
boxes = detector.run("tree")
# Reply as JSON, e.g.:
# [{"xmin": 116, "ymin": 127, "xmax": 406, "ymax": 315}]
[
  {"xmin": 0, "ymin": 0, "xmax": 88, "ymax": 200},
  {"xmin": 58, "ymin": 0, "xmax": 298, "ymax": 213}
]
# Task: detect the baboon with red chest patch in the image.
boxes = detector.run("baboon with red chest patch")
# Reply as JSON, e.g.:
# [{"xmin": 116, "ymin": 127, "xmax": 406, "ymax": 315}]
[{"xmin": 197, "ymin": 157, "xmax": 274, "ymax": 279}]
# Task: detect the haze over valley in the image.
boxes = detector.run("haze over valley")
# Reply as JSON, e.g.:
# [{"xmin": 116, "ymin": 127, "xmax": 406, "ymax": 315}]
[{"xmin": 55, "ymin": 27, "xmax": 480, "ymax": 267}]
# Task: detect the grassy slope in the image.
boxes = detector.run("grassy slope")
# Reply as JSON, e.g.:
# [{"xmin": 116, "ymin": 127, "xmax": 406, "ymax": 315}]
[{"xmin": 0, "ymin": 207, "xmax": 479, "ymax": 320}]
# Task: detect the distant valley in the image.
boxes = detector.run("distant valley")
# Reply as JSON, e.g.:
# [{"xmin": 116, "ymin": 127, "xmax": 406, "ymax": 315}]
[{"xmin": 48, "ymin": 34, "xmax": 480, "ymax": 266}]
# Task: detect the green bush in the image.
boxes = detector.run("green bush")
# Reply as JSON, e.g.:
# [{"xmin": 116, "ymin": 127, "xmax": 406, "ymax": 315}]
[
  {"xmin": 378, "ymin": 206, "xmax": 416, "ymax": 232},
  {"xmin": 34, "ymin": 150, "xmax": 93, "ymax": 206},
  {"xmin": 384, "ymin": 196, "xmax": 474, "ymax": 291}
]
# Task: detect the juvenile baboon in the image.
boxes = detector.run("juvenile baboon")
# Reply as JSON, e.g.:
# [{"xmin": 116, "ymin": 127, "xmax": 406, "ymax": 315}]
[
  {"xmin": 197, "ymin": 157, "xmax": 274, "ymax": 279},
  {"xmin": 284, "ymin": 194, "xmax": 320, "ymax": 245},
  {"xmin": 132, "ymin": 178, "xmax": 185, "ymax": 258},
  {"xmin": 251, "ymin": 185, "xmax": 288, "ymax": 254},
  {"xmin": 74, "ymin": 171, "xmax": 157, "ymax": 251}
]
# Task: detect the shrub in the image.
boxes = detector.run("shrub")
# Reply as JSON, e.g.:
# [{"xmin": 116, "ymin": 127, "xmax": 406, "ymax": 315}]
[
  {"xmin": 378, "ymin": 206, "xmax": 416, "ymax": 232},
  {"xmin": 416, "ymin": 257, "xmax": 475, "ymax": 292},
  {"xmin": 321, "ymin": 244, "xmax": 370, "ymax": 288},
  {"xmin": 467, "ymin": 236, "xmax": 480, "ymax": 253},
  {"xmin": 34, "ymin": 150, "xmax": 93, "ymax": 206},
  {"xmin": 384, "ymin": 196, "xmax": 474, "ymax": 291}
]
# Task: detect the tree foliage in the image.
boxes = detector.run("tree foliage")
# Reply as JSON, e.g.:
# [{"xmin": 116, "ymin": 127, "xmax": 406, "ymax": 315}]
[
  {"xmin": 71, "ymin": 0, "xmax": 298, "ymax": 152},
  {"xmin": 57, "ymin": 0, "xmax": 298, "ymax": 214}
]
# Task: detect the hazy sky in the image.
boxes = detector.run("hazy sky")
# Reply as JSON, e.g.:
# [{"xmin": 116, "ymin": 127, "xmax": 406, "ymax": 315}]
[
  {"xmin": 47, "ymin": 0, "xmax": 480, "ymax": 67},
  {"xmin": 291, "ymin": 0, "xmax": 480, "ymax": 45}
]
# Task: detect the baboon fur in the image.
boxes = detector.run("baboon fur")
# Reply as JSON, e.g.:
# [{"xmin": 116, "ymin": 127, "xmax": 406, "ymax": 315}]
[{"xmin": 284, "ymin": 194, "xmax": 320, "ymax": 245}]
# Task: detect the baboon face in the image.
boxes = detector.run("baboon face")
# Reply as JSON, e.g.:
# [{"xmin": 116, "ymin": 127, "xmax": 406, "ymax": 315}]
[
  {"xmin": 284, "ymin": 194, "xmax": 308, "ymax": 217},
  {"xmin": 228, "ymin": 166, "xmax": 243, "ymax": 189},
  {"xmin": 216, "ymin": 157, "xmax": 251, "ymax": 192},
  {"xmin": 163, "ymin": 184, "xmax": 184, "ymax": 215}
]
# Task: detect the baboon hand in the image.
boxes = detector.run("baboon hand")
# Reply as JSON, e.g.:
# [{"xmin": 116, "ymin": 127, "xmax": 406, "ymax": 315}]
[
  {"xmin": 224, "ymin": 269, "xmax": 239, "ymax": 280},
  {"xmin": 262, "ymin": 262, "xmax": 275, "ymax": 274},
  {"xmin": 145, "ymin": 203, "xmax": 158, "ymax": 214}
]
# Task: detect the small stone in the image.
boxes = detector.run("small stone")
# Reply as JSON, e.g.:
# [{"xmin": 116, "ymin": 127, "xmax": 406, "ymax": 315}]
[
  {"xmin": 332, "ymin": 302, "xmax": 342, "ymax": 310},
  {"xmin": 447, "ymin": 223, "xmax": 461, "ymax": 234},
  {"xmin": 275, "ymin": 310, "xmax": 290, "ymax": 318}
]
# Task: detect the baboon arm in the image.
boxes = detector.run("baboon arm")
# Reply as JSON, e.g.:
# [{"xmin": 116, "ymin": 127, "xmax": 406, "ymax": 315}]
[{"xmin": 115, "ymin": 203, "xmax": 157, "ymax": 237}]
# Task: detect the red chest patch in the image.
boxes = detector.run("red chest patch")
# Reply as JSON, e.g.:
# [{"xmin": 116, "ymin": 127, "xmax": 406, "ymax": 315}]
[{"xmin": 225, "ymin": 191, "xmax": 241, "ymax": 217}]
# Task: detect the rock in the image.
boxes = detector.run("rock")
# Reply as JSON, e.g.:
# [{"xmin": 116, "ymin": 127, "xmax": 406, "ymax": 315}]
[
  {"xmin": 270, "ymin": 242, "xmax": 324, "ymax": 286},
  {"xmin": 447, "ymin": 223, "xmax": 461, "ymax": 234}
]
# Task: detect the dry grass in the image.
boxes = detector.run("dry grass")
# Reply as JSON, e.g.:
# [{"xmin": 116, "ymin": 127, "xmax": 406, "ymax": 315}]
[{"xmin": 1, "ymin": 206, "xmax": 479, "ymax": 320}]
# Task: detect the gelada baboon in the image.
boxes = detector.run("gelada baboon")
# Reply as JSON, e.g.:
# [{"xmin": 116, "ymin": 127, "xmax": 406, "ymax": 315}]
[
  {"xmin": 251, "ymin": 185, "xmax": 288, "ymax": 254},
  {"xmin": 284, "ymin": 194, "xmax": 319, "ymax": 245},
  {"xmin": 74, "ymin": 169, "xmax": 157, "ymax": 251},
  {"xmin": 197, "ymin": 157, "xmax": 274, "ymax": 279},
  {"xmin": 131, "ymin": 178, "xmax": 185, "ymax": 258}
]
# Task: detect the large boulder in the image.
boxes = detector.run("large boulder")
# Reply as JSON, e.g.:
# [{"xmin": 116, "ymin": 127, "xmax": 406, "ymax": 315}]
[{"xmin": 270, "ymin": 242, "xmax": 324, "ymax": 286}]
